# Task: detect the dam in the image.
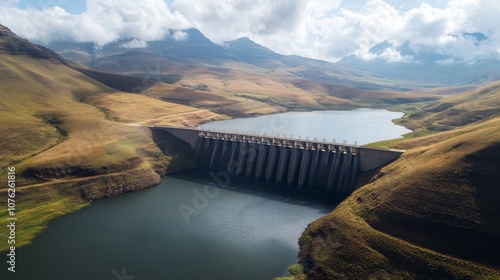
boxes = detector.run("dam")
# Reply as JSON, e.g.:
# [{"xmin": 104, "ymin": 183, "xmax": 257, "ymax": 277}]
[{"xmin": 153, "ymin": 126, "xmax": 404, "ymax": 193}]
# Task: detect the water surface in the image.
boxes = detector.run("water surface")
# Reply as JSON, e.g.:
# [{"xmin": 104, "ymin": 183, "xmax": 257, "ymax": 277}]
[
  {"xmin": 198, "ymin": 108, "xmax": 411, "ymax": 145},
  {"xmin": 4, "ymin": 171, "xmax": 336, "ymax": 280},
  {"xmin": 2, "ymin": 109, "xmax": 409, "ymax": 280}
]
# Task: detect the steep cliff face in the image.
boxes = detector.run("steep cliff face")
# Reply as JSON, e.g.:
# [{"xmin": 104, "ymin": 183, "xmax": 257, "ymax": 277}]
[{"xmin": 298, "ymin": 117, "xmax": 500, "ymax": 279}]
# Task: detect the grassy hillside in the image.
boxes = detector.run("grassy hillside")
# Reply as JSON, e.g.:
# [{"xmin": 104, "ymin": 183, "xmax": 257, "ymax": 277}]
[
  {"xmin": 297, "ymin": 84, "xmax": 500, "ymax": 279},
  {"xmin": 146, "ymin": 65, "xmax": 438, "ymax": 111},
  {"xmin": 397, "ymin": 81, "xmax": 500, "ymax": 132},
  {"xmin": 48, "ymin": 33, "xmax": 442, "ymax": 111},
  {"xmin": 0, "ymin": 26, "xmax": 206, "ymax": 251},
  {"xmin": 0, "ymin": 23, "xmax": 291, "ymax": 251}
]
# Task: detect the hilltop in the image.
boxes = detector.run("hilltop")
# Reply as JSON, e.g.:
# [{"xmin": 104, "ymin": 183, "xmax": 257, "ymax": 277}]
[
  {"xmin": 337, "ymin": 37, "xmax": 500, "ymax": 86},
  {"xmin": 2, "ymin": 22, "xmax": 499, "ymax": 279},
  {"xmin": 0, "ymin": 24, "xmax": 224, "ymax": 250},
  {"xmin": 297, "ymin": 83, "xmax": 500, "ymax": 279},
  {"xmin": 46, "ymin": 29, "xmax": 440, "ymax": 110}
]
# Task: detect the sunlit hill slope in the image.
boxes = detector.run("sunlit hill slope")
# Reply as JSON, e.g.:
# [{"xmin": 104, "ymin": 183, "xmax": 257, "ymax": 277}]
[
  {"xmin": 48, "ymin": 29, "xmax": 439, "ymax": 110},
  {"xmin": 0, "ymin": 24, "xmax": 206, "ymax": 250},
  {"xmin": 298, "ymin": 83, "xmax": 500, "ymax": 279}
]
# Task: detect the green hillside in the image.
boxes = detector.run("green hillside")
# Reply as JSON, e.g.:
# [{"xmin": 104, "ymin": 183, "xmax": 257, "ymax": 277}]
[
  {"xmin": 0, "ymin": 25, "xmax": 200, "ymax": 251},
  {"xmin": 297, "ymin": 83, "xmax": 500, "ymax": 279}
]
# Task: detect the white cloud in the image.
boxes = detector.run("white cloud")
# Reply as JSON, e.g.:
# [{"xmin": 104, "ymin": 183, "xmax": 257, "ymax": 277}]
[
  {"xmin": 436, "ymin": 58, "xmax": 454, "ymax": 65},
  {"xmin": 172, "ymin": 30, "xmax": 188, "ymax": 41},
  {"xmin": 379, "ymin": 48, "xmax": 414, "ymax": 63},
  {"xmin": 172, "ymin": 0, "xmax": 313, "ymax": 41},
  {"xmin": 0, "ymin": 0, "xmax": 191, "ymax": 45},
  {"xmin": 120, "ymin": 39, "xmax": 148, "ymax": 49},
  {"xmin": 0, "ymin": 0, "xmax": 498, "ymax": 64}
]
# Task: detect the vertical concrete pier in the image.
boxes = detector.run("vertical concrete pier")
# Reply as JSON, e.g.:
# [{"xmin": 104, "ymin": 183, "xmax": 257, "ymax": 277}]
[{"xmin": 152, "ymin": 126, "xmax": 404, "ymax": 194}]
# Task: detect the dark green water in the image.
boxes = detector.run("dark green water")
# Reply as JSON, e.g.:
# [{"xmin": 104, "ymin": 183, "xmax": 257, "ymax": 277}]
[
  {"xmin": 3, "ymin": 109, "xmax": 408, "ymax": 279},
  {"xmin": 3, "ymin": 171, "xmax": 337, "ymax": 280}
]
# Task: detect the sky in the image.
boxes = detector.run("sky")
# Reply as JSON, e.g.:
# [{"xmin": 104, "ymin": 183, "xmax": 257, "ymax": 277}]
[{"xmin": 0, "ymin": 0, "xmax": 499, "ymax": 63}]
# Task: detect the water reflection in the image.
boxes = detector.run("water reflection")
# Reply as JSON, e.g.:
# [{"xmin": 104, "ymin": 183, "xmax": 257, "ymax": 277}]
[{"xmin": 3, "ymin": 170, "xmax": 337, "ymax": 280}]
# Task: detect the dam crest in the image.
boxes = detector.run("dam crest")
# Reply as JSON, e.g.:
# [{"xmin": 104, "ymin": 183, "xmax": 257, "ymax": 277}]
[{"xmin": 152, "ymin": 126, "xmax": 404, "ymax": 194}]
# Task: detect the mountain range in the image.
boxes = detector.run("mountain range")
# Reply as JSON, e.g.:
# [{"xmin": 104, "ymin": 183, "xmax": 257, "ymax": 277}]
[
  {"xmin": 1, "ymin": 22, "xmax": 499, "ymax": 279},
  {"xmin": 44, "ymin": 28, "xmax": 450, "ymax": 111},
  {"xmin": 46, "ymin": 28, "xmax": 500, "ymax": 90},
  {"xmin": 337, "ymin": 33, "xmax": 500, "ymax": 86}
]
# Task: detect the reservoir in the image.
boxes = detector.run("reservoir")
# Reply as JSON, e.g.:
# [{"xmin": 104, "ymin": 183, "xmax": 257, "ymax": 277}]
[
  {"xmin": 4, "ymin": 109, "xmax": 409, "ymax": 280},
  {"xmin": 7, "ymin": 172, "xmax": 336, "ymax": 280},
  {"xmin": 198, "ymin": 108, "xmax": 411, "ymax": 145}
]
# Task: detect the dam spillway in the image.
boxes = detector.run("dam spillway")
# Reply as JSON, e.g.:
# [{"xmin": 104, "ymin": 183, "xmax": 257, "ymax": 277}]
[{"xmin": 152, "ymin": 126, "xmax": 404, "ymax": 194}]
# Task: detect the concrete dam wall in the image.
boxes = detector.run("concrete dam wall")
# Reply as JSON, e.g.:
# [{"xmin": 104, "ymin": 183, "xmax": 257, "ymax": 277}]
[{"xmin": 152, "ymin": 126, "xmax": 404, "ymax": 193}]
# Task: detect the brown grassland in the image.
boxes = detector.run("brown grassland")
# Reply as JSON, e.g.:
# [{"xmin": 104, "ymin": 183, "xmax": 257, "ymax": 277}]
[
  {"xmin": 297, "ymin": 82, "xmax": 500, "ymax": 279},
  {"xmin": 0, "ymin": 28, "xmax": 281, "ymax": 250},
  {"xmin": 1, "ymin": 24, "xmax": 499, "ymax": 280}
]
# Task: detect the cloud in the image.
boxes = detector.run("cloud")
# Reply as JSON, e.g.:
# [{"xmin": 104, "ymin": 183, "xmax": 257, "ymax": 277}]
[
  {"xmin": 0, "ymin": 0, "xmax": 191, "ymax": 45},
  {"xmin": 172, "ymin": 0, "xmax": 310, "ymax": 41},
  {"xmin": 268, "ymin": 0, "xmax": 500, "ymax": 63},
  {"xmin": 0, "ymin": 0, "xmax": 499, "ymax": 64},
  {"xmin": 172, "ymin": 30, "xmax": 188, "ymax": 41},
  {"xmin": 120, "ymin": 39, "xmax": 148, "ymax": 49}
]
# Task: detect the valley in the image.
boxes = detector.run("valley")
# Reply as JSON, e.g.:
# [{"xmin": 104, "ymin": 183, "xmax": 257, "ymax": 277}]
[{"xmin": 0, "ymin": 16, "xmax": 499, "ymax": 280}]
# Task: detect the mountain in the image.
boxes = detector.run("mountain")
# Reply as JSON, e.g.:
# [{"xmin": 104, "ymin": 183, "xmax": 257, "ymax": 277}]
[
  {"xmin": 397, "ymin": 81, "xmax": 500, "ymax": 132},
  {"xmin": 222, "ymin": 37, "xmax": 287, "ymax": 67},
  {"xmin": 0, "ymin": 25, "xmax": 66, "ymax": 63},
  {"xmin": 0, "ymin": 24, "xmax": 220, "ymax": 250},
  {"xmin": 46, "ymin": 28, "xmax": 441, "ymax": 110},
  {"xmin": 297, "ymin": 82, "xmax": 500, "ymax": 279},
  {"xmin": 337, "ymin": 36, "xmax": 500, "ymax": 86}
]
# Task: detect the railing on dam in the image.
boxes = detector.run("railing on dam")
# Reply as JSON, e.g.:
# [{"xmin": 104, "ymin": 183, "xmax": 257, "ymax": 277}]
[{"xmin": 151, "ymin": 126, "xmax": 404, "ymax": 194}]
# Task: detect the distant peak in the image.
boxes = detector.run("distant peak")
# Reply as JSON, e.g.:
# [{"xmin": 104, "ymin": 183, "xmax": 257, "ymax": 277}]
[
  {"xmin": 235, "ymin": 37, "xmax": 253, "ymax": 42},
  {"xmin": 0, "ymin": 23, "xmax": 15, "ymax": 37},
  {"xmin": 224, "ymin": 36, "xmax": 264, "ymax": 49},
  {"xmin": 369, "ymin": 41, "xmax": 393, "ymax": 55},
  {"xmin": 0, "ymin": 23, "xmax": 66, "ymax": 63}
]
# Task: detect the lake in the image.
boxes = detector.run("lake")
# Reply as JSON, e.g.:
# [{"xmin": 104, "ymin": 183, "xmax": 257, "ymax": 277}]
[
  {"xmin": 198, "ymin": 108, "xmax": 411, "ymax": 145},
  {"xmin": 3, "ymin": 109, "xmax": 409, "ymax": 280},
  {"xmin": 4, "ymin": 172, "xmax": 336, "ymax": 280}
]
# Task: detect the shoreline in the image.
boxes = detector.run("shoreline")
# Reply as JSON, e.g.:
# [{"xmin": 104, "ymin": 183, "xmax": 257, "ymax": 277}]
[{"xmin": 1, "ymin": 104, "xmax": 415, "ymax": 253}]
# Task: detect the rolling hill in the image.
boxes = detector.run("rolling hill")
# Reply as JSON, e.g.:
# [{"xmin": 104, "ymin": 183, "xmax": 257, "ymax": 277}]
[
  {"xmin": 46, "ymin": 29, "xmax": 441, "ymax": 110},
  {"xmin": 0, "ymin": 22, "xmax": 289, "ymax": 251},
  {"xmin": 297, "ymin": 82, "xmax": 500, "ymax": 279},
  {"xmin": 337, "ymin": 37, "xmax": 500, "ymax": 87},
  {"xmin": 3, "ymin": 20, "xmax": 499, "ymax": 279},
  {"xmin": 0, "ymin": 24, "xmax": 229, "ymax": 251}
]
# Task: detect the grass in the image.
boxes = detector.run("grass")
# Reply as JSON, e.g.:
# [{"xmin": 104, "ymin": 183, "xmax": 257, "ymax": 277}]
[
  {"xmin": 0, "ymin": 191, "xmax": 88, "ymax": 251},
  {"xmin": 3, "ymin": 25, "xmax": 499, "ymax": 278},
  {"xmin": 144, "ymin": 82, "xmax": 286, "ymax": 117},
  {"xmin": 368, "ymin": 81, "xmax": 500, "ymax": 149},
  {"xmin": 366, "ymin": 130, "xmax": 435, "ymax": 149},
  {"xmin": 298, "ymin": 83, "xmax": 500, "ymax": 278},
  {"xmin": 396, "ymin": 80, "xmax": 500, "ymax": 131},
  {"xmin": 274, "ymin": 264, "xmax": 306, "ymax": 280},
  {"xmin": 0, "ymin": 38, "xmax": 198, "ymax": 252},
  {"xmin": 109, "ymin": 53, "xmax": 442, "ymax": 112}
]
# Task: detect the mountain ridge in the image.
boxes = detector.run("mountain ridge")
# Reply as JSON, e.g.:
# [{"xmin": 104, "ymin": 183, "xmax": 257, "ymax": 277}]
[
  {"xmin": 297, "ymin": 82, "xmax": 500, "ymax": 279},
  {"xmin": 46, "ymin": 27, "xmax": 415, "ymax": 91},
  {"xmin": 338, "ymin": 36, "xmax": 500, "ymax": 86}
]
